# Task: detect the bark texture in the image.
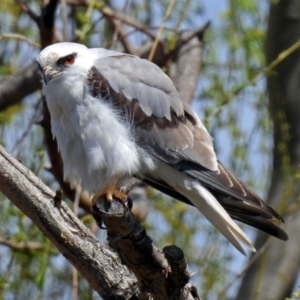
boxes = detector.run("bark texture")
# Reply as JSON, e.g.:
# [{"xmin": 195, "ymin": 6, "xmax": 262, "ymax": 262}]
[
  {"xmin": 0, "ymin": 145, "xmax": 140, "ymax": 299},
  {"xmin": 92, "ymin": 198, "xmax": 201, "ymax": 300}
]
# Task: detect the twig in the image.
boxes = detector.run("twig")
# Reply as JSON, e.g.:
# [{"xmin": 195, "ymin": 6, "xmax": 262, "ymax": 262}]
[
  {"xmin": 0, "ymin": 237, "xmax": 45, "ymax": 251},
  {"xmin": 10, "ymin": 99, "xmax": 42, "ymax": 156},
  {"xmin": 76, "ymin": 0, "xmax": 96, "ymax": 42},
  {"xmin": 205, "ymin": 38, "xmax": 300, "ymax": 123},
  {"xmin": 148, "ymin": 0, "xmax": 175, "ymax": 61},
  {"xmin": 100, "ymin": 6, "xmax": 157, "ymax": 40},
  {"xmin": 220, "ymin": 210, "xmax": 296, "ymax": 296},
  {"xmin": 72, "ymin": 267, "xmax": 78, "ymax": 300},
  {"xmin": 0, "ymin": 33, "xmax": 40, "ymax": 48},
  {"xmin": 17, "ymin": 0, "xmax": 39, "ymax": 23},
  {"xmin": 105, "ymin": 8, "xmax": 135, "ymax": 54},
  {"xmin": 109, "ymin": 0, "xmax": 130, "ymax": 50}
]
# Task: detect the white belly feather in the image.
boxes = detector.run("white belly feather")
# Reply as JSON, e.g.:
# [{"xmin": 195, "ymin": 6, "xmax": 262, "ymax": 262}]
[{"xmin": 43, "ymin": 76, "xmax": 142, "ymax": 193}]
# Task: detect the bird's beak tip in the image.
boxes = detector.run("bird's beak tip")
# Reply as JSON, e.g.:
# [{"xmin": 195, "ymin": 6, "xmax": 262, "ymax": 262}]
[{"xmin": 42, "ymin": 67, "xmax": 53, "ymax": 85}]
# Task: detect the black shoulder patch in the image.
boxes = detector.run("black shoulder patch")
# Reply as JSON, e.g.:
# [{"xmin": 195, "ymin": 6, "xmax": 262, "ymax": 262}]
[{"xmin": 87, "ymin": 66, "xmax": 197, "ymax": 130}]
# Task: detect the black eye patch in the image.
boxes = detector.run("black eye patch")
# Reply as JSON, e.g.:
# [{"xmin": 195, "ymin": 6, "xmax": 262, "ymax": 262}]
[{"xmin": 56, "ymin": 53, "xmax": 77, "ymax": 67}]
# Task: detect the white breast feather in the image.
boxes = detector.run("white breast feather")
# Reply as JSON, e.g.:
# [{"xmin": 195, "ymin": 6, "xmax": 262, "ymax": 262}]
[{"xmin": 43, "ymin": 72, "xmax": 142, "ymax": 193}]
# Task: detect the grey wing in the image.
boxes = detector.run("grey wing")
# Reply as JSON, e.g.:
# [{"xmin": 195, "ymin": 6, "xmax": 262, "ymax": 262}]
[
  {"xmin": 89, "ymin": 52, "xmax": 218, "ymax": 171},
  {"xmin": 88, "ymin": 52, "xmax": 287, "ymax": 241}
]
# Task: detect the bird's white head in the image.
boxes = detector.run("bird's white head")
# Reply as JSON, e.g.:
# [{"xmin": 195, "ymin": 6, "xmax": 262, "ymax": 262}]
[{"xmin": 36, "ymin": 42, "xmax": 93, "ymax": 85}]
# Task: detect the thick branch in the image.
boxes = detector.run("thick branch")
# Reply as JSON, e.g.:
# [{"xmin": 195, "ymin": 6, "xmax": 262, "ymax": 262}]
[
  {"xmin": 100, "ymin": 6, "xmax": 157, "ymax": 40},
  {"xmin": 91, "ymin": 197, "xmax": 201, "ymax": 300},
  {"xmin": 0, "ymin": 145, "xmax": 139, "ymax": 299},
  {"xmin": 171, "ymin": 25, "xmax": 209, "ymax": 104},
  {"xmin": 0, "ymin": 62, "xmax": 41, "ymax": 111},
  {"xmin": 38, "ymin": 0, "xmax": 59, "ymax": 48}
]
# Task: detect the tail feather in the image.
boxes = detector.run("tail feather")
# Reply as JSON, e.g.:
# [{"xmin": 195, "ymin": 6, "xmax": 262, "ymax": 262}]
[
  {"xmin": 188, "ymin": 183, "xmax": 256, "ymax": 254},
  {"xmin": 143, "ymin": 161, "xmax": 286, "ymax": 254}
]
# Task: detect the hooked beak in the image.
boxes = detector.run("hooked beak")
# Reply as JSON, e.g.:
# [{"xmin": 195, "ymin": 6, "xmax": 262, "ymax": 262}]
[{"xmin": 42, "ymin": 66, "xmax": 59, "ymax": 85}]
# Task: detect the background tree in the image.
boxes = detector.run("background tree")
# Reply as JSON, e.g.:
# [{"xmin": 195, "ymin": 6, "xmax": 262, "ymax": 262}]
[
  {"xmin": 236, "ymin": 0, "xmax": 300, "ymax": 299},
  {"xmin": 0, "ymin": 0, "xmax": 299, "ymax": 299}
]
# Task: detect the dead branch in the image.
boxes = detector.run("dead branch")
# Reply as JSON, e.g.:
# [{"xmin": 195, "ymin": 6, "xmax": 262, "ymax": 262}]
[
  {"xmin": 91, "ymin": 197, "xmax": 201, "ymax": 300},
  {"xmin": 171, "ymin": 26, "xmax": 208, "ymax": 104},
  {"xmin": 0, "ymin": 144, "xmax": 139, "ymax": 299}
]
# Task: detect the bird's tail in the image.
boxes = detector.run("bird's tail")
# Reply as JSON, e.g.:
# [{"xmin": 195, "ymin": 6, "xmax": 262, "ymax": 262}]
[
  {"xmin": 144, "ymin": 163, "xmax": 256, "ymax": 254},
  {"xmin": 187, "ymin": 183, "xmax": 256, "ymax": 255}
]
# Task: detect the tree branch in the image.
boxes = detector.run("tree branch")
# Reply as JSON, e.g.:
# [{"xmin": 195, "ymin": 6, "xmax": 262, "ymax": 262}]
[
  {"xmin": 17, "ymin": 0, "xmax": 40, "ymax": 24},
  {"xmin": 0, "ymin": 238, "xmax": 46, "ymax": 251},
  {"xmin": 0, "ymin": 144, "xmax": 139, "ymax": 299},
  {"xmin": 0, "ymin": 62, "xmax": 41, "ymax": 111},
  {"xmin": 91, "ymin": 197, "xmax": 201, "ymax": 300},
  {"xmin": 0, "ymin": 142, "xmax": 202, "ymax": 299},
  {"xmin": 38, "ymin": 0, "xmax": 59, "ymax": 49},
  {"xmin": 0, "ymin": 33, "xmax": 40, "ymax": 48},
  {"xmin": 0, "ymin": 0, "xmax": 59, "ymax": 111},
  {"xmin": 100, "ymin": 6, "xmax": 157, "ymax": 40},
  {"xmin": 171, "ymin": 23, "xmax": 209, "ymax": 104}
]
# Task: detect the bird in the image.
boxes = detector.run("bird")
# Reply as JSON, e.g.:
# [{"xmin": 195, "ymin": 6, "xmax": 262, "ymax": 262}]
[{"xmin": 36, "ymin": 42, "xmax": 288, "ymax": 255}]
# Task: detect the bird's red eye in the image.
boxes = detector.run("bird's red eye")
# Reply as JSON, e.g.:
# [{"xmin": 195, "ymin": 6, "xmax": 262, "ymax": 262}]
[
  {"xmin": 57, "ymin": 54, "xmax": 77, "ymax": 67},
  {"xmin": 64, "ymin": 55, "xmax": 75, "ymax": 65}
]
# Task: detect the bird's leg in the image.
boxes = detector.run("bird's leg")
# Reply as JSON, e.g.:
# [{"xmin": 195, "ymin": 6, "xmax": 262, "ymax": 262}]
[{"xmin": 92, "ymin": 176, "xmax": 128, "ymax": 206}]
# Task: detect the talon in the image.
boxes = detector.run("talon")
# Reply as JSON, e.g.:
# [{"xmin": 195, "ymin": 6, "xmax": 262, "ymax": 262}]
[
  {"xmin": 106, "ymin": 191, "xmax": 113, "ymax": 202},
  {"xmin": 98, "ymin": 218, "xmax": 107, "ymax": 230},
  {"xmin": 54, "ymin": 189, "xmax": 63, "ymax": 209},
  {"xmin": 127, "ymin": 197, "xmax": 133, "ymax": 210},
  {"xmin": 104, "ymin": 198, "xmax": 111, "ymax": 211},
  {"xmin": 99, "ymin": 223, "xmax": 107, "ymax": 230},
  {"xmin": 93, "ymin": 214, "xmax": 107, "ymax": 230}
]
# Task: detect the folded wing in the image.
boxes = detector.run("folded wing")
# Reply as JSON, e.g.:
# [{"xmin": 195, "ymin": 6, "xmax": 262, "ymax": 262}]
[{"xmin": 88, "ymin": 52, "xmax": 288, "ymax": 253}]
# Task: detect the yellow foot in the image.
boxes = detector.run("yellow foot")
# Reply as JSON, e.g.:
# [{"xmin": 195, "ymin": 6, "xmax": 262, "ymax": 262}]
[{"xmin": 92, "ymin": 188, "xmax": 128, "ymax": 205}]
